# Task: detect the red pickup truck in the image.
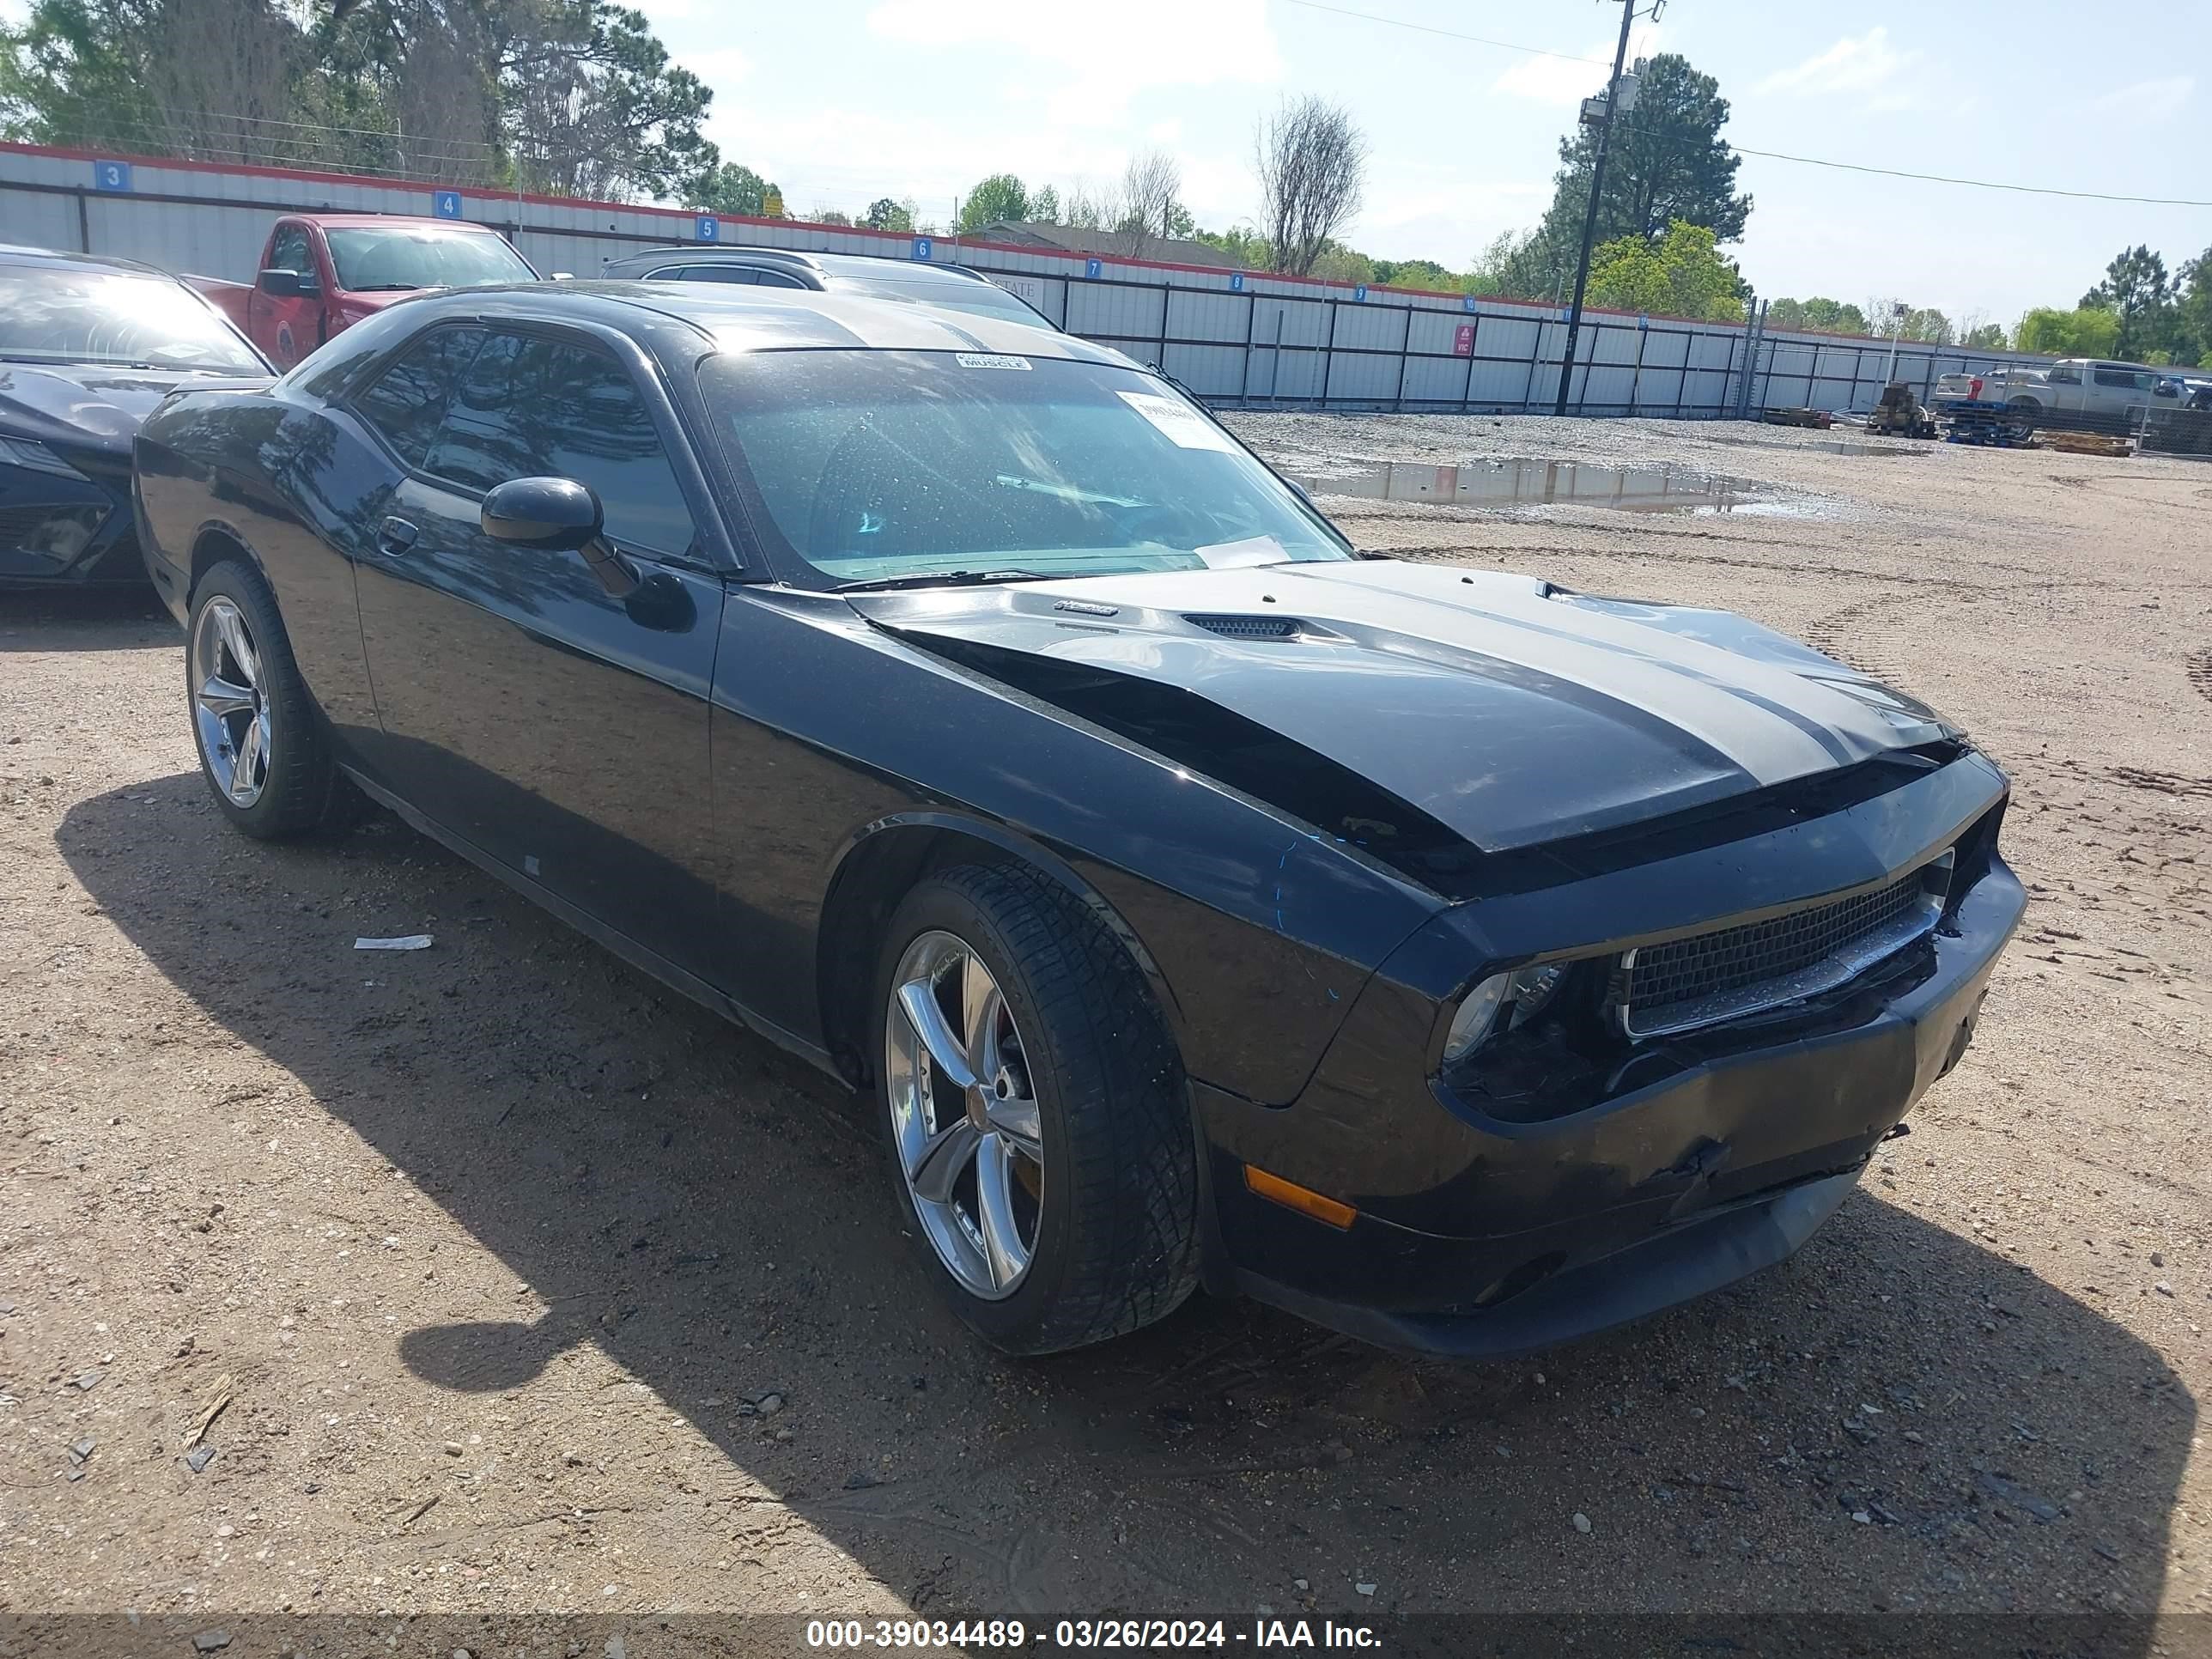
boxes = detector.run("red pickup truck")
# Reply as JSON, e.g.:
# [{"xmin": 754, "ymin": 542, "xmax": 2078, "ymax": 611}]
[{"xmin": 192, "ymin": 214, "xmax": 541, "ymax": 370}]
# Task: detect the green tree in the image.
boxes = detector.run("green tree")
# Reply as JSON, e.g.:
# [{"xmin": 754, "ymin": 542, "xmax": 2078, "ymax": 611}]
[
  {"xmin": 864, "ymin": 197, "xmax": 915, "ymax": 233},
  {"xmin": 1960, "ymin": 322, "xmax": 2008, "ymax": 350},
  {"xmin": 2172, "ymin": 245, "xmax": 2211, "ymax": 366},
  {"xmin": 1506, "ymin": 53, "xmax": 1750, "ymax": 301},
  {"xmin": 2015, "ymin": 305, "xmax": 2122, "ymax": 357},
  {"xmin": 1029, "ymin": 183, "xmax": 1060, "ymax": 223},
  {"xmin": 1766, "ymin": 296, "xmax": 1871, "ymax": 335},
  {"xmin": 1307, "ymin": 242, "xmax": 1374, "ymax": 284},
  {"xmin": 957, "ymin": 172, "xmax": 1029, "ymax": 231},
  {"xmin": 1192, "ymin": 225, "xmax": 1271, "ymax": 267},
  {"xmin": 495, "ymin": 2, "xmax": 716, "ymax": 200},
  {"xmin": 1372, "ymin": 257, "xmax": 1458, "ymax": 290},
  {"xmin": 688, "ymin": 161, "xmax": 767, "ymax": 215},
  {"xmin": 1586, "ymin": 219, "xmax": 1744, "ymax": 321},
  {"xmin": 1899, "ymin": 307, "xmax": 1953, "ymax": 345},
  {"xmin": 815, "ymin": 209, "xmax": 851, "ymax": 227},
  {"xmin": 1783, "ymin": 298, "xmax": 1863, "ymax": 334},
  {"xmin": 2081, "ymin": 244, "xmax": 2178, "ymax": 359},
  {"xmin": 3, "ymin": 0, "xmax": 718, "ymax": 201}
]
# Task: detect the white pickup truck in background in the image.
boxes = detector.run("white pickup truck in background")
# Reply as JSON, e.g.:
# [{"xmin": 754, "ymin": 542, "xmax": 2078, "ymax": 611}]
[{"xmin": 1933, "ymin": 357, "xmax": 2190, "ymax": 434}]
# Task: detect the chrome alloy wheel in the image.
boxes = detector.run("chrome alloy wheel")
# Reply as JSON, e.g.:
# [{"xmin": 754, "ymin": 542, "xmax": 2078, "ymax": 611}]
[
  {"xmin": 884, "ymin": 930, "xmax": 1044, "ymax": 1300},
  {"xmin": 191, "ymin": 596, "xmax": 270, "ymax": 808}
]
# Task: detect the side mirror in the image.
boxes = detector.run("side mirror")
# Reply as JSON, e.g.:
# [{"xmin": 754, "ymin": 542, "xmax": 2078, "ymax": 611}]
[
  {"xmin": 2154, "ymin": 381, "xmax": 2178, "ymax": 398},
  {"xmin": 258, "ymin": 268, "xmax": 313, "ymax": 299},
  {"xmin": 482, "ymin": 476, "xmax": 603, "ymax": 550},
  {"xmin": 480, "ymin": 477, "xmax": 637, "ymax": 599}
]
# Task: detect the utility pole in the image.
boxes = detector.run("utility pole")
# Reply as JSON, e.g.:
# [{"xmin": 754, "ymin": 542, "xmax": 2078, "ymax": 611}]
[{"xmin": 1553, "ymin": 0, "xmax": 1643, "ymax": 417}]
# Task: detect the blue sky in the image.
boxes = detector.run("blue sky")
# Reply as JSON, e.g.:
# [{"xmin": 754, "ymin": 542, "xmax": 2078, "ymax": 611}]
[
  {"xmin": 636, "ymin": 0, "xmax": 2209, "ymax": 325},
  {"xmin": 4, "ymin": 0, "xmax": 2203, "ymax": 321}
]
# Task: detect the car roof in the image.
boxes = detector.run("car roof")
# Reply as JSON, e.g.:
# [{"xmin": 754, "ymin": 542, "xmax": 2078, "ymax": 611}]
[
  {"xmin": 416, "ymin": 280, "xmax": 1125, "ymax": 363},
  {"xmin": 293, "ymin": 214, "xmax": 506, "ymax": 232},
  {"xmin": 0, "ymin": 241, "xmax": 171, "ymax": 277},
  {"xmin": 605, "ymin": 246, "xmax": 1004, "ymax": 287}
]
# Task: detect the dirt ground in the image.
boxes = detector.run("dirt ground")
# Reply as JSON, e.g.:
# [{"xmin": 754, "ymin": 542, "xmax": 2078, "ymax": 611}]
[{"xmin": 3, "ymin": 416, "xmax": 2209, "ymax": 1651}]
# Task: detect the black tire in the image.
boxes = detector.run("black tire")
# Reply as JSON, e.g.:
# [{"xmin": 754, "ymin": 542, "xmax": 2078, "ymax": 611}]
[
  {"xmin": 186, "ymin": 559, "xmax": 362, "ymax": 839},
  {"xmin": 871, "ymin": 863, "xmax": 1200, "ymax": 1354},
  {"xmin": 2003, "ymin": 397, "xmax": 2040, "ymax": 441}
]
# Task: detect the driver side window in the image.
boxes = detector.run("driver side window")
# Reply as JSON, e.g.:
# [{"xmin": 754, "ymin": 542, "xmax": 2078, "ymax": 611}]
[
  {"xmin": 424, "ymin": 330, "xmax": 698, "ymax": 558},
  {"xmin": 270, "ymin": 226, "xmax": 315, "ymax": 277}
]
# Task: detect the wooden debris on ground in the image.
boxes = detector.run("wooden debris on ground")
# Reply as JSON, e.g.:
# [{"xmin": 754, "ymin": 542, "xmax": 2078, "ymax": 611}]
[{"xmin": 185, "ymin": 1372, "xmax": 235, "ymax": 1447}]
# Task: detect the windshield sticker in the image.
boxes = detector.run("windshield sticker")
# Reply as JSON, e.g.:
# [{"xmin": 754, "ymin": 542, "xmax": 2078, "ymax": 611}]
[
  {"xmin": 1193, "ymin": 535, "xmax": 1291, "ymax": 569},
  {"xmin": 1117, "ymin": 390, "xmax": 1237, "ymax": 453},
  {"xmin": 955, "ymin": 352, "xmax": 1031, "ymax": 370}
]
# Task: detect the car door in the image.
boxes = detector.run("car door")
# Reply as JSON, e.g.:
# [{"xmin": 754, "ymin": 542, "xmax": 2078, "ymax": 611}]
[
  {"xmin": 347, "ymin": 321, "xmax": 727, "ymax": 982},
  {"xmin": 251, "ymin": 223, "xmax": 324, "ymax": 370},
  {"xmin": 2088, "ymin": 364, "xmax": 2141, "ymax": 421}
]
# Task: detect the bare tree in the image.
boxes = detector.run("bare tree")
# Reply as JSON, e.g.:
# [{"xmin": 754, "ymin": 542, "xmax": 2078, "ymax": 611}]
[
  {"xmin": 1253, "ymin": 94, "xmax": 1366, "ymax": 276},
  {"xmin": 1119, "ymin": 149, "xmax": 1181, "ymax": 259},
  {"xmin": 1063, "ymin": 176, "xmax": 1119, "ymax": 233}
]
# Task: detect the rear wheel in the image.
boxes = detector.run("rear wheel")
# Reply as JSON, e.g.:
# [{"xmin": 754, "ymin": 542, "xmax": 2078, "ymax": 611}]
[
  {"xmin": 873, "ymin": 864, "xmax": 1199, "ymax": 1354},
  {"xmin": 2003, "ymin": 396, "xmax": 2040, "ymax": 441},
  {"xmin": 187, "ymin": 559, "xmax": 359, "ymax": 838}
]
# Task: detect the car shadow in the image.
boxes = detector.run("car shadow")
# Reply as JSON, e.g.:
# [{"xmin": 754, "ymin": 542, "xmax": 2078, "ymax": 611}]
[
  {"xmin": 58, "ymin": 772, "xmax": 2193, "ymax": 1635},
  {"xmin": 0, "ymin": 583, "xmax": 173, "ymax": 648}
]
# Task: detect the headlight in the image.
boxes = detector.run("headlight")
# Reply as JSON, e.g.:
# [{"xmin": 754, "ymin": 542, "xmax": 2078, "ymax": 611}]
[
  {"xmin": 0, "ymin": 435, "xmax": 92, "ymax": 482},
  {"xmin": 1441, "ymin": 963, "xmax": 1568, "ymax": 1064}
]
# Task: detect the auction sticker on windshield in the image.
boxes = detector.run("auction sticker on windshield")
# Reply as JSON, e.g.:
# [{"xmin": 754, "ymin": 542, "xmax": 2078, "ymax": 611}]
[
  {"xmin": 955, "ymin": 353, "xmax": 1031, "ymax": 370},
  {"xmin": 1118, "ymin": 390, "xmax": 1236, "ymax": 452}
]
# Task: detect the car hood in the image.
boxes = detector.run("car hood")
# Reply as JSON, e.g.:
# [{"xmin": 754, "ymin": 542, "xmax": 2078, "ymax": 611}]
[
  {"xmin": 0, "ymin": 361, "xmax": 224, "ymax": 456},
  {"xmin": 850, "ymin": 559, "xmax": 1960, "ymax": 859}
]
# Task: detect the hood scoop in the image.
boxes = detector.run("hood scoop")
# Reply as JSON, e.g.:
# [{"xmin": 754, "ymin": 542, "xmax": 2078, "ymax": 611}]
[{"xmin": 1185, "ymin": 613, "xmax": 1304, "ymax": 641}]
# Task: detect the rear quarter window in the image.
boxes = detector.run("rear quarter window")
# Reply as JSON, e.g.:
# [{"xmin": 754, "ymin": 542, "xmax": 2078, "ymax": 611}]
[{"xmin": 348, "ymin": 326, "xmax": 485, "ymax": 469}]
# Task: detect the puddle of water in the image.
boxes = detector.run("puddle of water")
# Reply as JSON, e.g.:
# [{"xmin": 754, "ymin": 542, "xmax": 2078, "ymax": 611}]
[{"xmin": 1291, "ymin": 458, "xmax": 1818, "ymax": 515}]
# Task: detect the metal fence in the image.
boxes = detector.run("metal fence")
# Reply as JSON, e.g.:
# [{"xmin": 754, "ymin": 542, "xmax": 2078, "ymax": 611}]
[{"xmin": 0, "ymin": 141, "xmax": 2049, "ymax": 421}]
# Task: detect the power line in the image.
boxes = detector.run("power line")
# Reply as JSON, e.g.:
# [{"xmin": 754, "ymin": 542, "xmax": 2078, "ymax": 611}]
[
  {"xmin": 1274, "ymin": 0, "xmax": 1611, "ymax": 64},
  {"xmin": 1721, "ymin": 141, "xmax": 2212, "ymax": 209},
  {"xmin": 1284, "ymin": 2, "xmax": 2210, "ymax": 209}
]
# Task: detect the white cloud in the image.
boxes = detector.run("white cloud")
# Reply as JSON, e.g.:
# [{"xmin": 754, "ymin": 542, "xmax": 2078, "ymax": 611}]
[
  {"xmin": 1492, "ymin": 25, "xmax": 1660, "ymax": 106},
  {"xmin": 1146, "ymin": 117, "xmax": 1185, "ymax": 147},
  {"xmin": 684, "ymin": 47, "xmax": 753, "ymax": 88},
  {"xmin": 2090, "ymin": 75, "xmax": 2195, "ymax": 119},
  {"xmin": 867, "ymin": 0, "xmax": 1279, "ymax": 122},
  {"xmin": 1756, "ymin": 27, "xmax": 1917, "ymax": 96}
]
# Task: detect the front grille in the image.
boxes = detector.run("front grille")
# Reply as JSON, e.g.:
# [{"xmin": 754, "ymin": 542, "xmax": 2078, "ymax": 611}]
[
  {"xmin": 1186, "ymin": 613, "xmax": 1301, "ymax": 640},
  {"xmin": 1617, "ymin": 854, "xmax": 1951, "ymax": 1037}
]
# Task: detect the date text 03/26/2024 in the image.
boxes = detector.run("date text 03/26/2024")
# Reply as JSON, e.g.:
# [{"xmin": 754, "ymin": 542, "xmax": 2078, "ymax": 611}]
[{"xmin": 805, "ymin": 1619, "xmax": 1382, "ymax": 1649}]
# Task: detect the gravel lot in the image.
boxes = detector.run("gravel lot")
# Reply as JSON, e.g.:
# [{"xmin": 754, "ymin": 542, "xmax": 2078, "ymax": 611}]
[{"xmin": 2, "ymin": 416, "xmax": 2208, "ymax": 1649}]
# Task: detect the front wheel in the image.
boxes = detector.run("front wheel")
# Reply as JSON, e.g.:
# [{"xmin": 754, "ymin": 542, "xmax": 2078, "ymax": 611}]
[
  {"xmin": 873, "ymin": 864, "xmax": 1200, "ymax": 1354},
  {"xmin": 187, "ymin": 559, "xmax": 358, "ymax": 838}
]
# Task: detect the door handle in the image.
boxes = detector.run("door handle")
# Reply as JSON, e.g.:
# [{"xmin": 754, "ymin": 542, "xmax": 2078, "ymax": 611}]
[{"xmin": 375, "ymin": 516, "xmax": 419, "ymax": 556}]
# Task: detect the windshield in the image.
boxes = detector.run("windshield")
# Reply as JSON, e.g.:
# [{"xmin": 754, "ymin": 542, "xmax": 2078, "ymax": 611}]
[
  {"xmin": 0, "ymin": 265, "xmax": 264, "ymax": 373},
  {"xmin": 325, "ymin": 227, "xmax": 537, "ymax": 292},
  {"xmin": 699, "ymin": 349, "xmax": 1350, "ymax": 587}
]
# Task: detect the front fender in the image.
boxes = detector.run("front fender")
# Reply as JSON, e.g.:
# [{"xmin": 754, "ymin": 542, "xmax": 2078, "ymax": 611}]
[{"xmin": 708, "ymin": 586, "xmax": 1444, "ymax": 1104}]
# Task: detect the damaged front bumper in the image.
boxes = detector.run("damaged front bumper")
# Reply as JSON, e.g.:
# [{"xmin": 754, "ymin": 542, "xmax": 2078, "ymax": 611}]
[{"xmin": 1194, "ymin": 754, "xmax": 2025, "ymax": 1358}]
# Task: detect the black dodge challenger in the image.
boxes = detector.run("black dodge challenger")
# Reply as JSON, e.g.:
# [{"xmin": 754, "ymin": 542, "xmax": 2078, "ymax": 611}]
[{"xmin": 132, "ymin": 283, "xmax": 2023, "ymax": 1357}]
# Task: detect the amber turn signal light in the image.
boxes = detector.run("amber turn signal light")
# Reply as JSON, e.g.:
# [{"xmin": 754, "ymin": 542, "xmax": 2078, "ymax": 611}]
[{"xmin": 1243, "ymin": 1164, "xmax": 1357, "ymax": 1231}]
